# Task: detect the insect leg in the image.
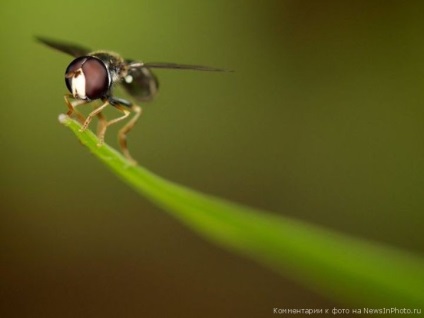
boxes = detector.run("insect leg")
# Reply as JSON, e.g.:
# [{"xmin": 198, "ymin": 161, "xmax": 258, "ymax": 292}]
[
  {"xmin": 107, "ymin": 97, "xmax": 142, "ymax": 163},
  {"xmin": 81, "ymin": 100, "xmax": 110, "ymax": 132},
  {"xmin": 117, "ymin": 104, "xmax": 142, "ymax": 164},
  {"xmin": 96, "ymin": 110, "xmax": 108, "ymax": 145},
  {"xmin": 64, "ymin": 94, "xmax": 87, "ymax": 124},
  {"xmin": 93, "ymin": 104, "xmax": 131, "ymax": 150}
]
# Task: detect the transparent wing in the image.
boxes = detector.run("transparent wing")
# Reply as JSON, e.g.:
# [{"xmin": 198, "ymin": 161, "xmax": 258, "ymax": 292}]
[
  {"xmin": 121, "ymin": 61, "xmax": 231, "ymax": 102},
  {"xmin": 121, "ymin": 63, "xmax": 159, "ymax": 102},
  {"xmin": 35, "ymin": 36, "xmax": 91, "ymax": 57},
  {"xmin": 143, "ymin": 62, "xmax": 231, "ymax": 72}
]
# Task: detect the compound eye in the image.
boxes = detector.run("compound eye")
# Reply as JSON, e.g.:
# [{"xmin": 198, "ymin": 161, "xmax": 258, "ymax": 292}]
[{"xmin": 65, "ymin": 56, "xmax": 110, "ymax": 100}]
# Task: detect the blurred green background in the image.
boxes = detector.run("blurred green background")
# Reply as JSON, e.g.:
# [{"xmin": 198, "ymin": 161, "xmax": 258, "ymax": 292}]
[{"xmin": 1, "ymin": 0, "xmax": 423, "ymax": 317}]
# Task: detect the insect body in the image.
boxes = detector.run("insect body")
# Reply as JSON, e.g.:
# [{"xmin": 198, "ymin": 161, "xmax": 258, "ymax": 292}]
[{"xmin": 36, "ymin": 36, "xmax": 228, "ymax": 164}]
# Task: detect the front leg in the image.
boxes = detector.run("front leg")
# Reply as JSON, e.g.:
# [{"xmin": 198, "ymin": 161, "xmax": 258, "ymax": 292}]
[{"xmin": 64, "ymin": 94, "xmax": 88, "ymax": 124}]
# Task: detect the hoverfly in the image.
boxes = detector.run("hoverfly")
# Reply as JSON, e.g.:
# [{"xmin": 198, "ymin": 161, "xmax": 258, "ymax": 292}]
[{"xmin": 36, "ymin": 36, "xmax": 229, "ymax": 163}]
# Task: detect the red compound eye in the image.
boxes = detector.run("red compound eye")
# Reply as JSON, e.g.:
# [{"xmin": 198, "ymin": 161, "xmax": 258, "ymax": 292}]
[{"xmin": 65, "ymin": 56, "xmax": 110, "ymax": 100}]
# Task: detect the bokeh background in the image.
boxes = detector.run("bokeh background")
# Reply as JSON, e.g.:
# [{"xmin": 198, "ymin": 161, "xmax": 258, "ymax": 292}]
[{"xmin": 1, "ymin": 0, "xmax": 423, "ymax": 317}]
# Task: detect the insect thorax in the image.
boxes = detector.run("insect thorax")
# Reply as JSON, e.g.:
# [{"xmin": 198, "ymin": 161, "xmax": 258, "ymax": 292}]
[{"xmin": 90, "ymin": 51, "xmax": 128, "ymax": 83}]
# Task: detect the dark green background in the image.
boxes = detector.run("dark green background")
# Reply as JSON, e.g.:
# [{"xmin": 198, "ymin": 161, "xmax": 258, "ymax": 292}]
[{"xmin": 1, "ymin": 1, "xmax": 423, "ymax": 317}]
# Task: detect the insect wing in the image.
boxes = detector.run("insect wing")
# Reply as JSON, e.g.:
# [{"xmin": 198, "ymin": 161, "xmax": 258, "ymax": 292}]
[
  {"xmin": 144, "ymin": 62, "xmax": 230, "ymax": 72},
  {"xmin": 36, "ymin": 36, "xmax": 91, "ymax": 57},
  {"xmin": 121, "ymin": 63, "xmax": 159, "ymax": 102}
]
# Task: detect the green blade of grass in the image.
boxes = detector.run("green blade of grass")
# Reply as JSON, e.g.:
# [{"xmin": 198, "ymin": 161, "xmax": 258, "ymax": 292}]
[{"xmin": 60, "ymin": 114, "xmax": 424, "ymax": 307}]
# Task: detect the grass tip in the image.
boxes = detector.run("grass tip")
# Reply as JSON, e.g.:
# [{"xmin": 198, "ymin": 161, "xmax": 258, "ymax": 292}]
[{"xmin": 58, "ymin": 113, "xmax": 69, "ymax": 124}]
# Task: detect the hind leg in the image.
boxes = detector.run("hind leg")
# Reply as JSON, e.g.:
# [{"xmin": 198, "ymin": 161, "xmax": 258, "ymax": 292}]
[{"xmin": 116, "ymin": 104, "xmax": 142, "ymax": 164}]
